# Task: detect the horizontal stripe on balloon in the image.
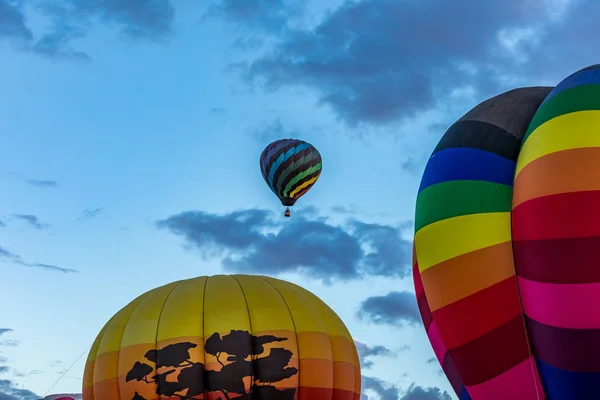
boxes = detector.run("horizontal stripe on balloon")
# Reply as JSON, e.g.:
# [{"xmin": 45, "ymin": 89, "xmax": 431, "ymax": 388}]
[
  {"xmin": 512, "ymin": 191, "xmax": 600, "ymax": 241},
  {"xmin": 418, "ymin": 147, "xmax": 516, "ymax": 192},
  {"xmin": 432, "ymin": 120, "xmax": 522, "ymax": 161},
  {"xmin": 513, "ymin": 236, "xmax": 600, "ymax": 284},
  {"xmin": 516, "ymin": 110, "xmax": 600, "ymax": 176},
  {"xmin": 447, "ymin": 315, "xmax": 530, "ymax": 386},
  {"xmin": 415, "ymin": 180, "xmax": 512, "ymax": 231},
  {"xmin": 465, "ymin": 356, "xmax": 543, "ymax": 400},
  {"xmin": 536, "ymin": 356, "xmax": 600, "ymax": 399},
  {"xmin": 524, "ymin": 83, "xmax": 600, "ymax": 143},
  {"xmin": 432, "ymin": 277, "xmax": 522, "ymax": 349},
  {"xmin": 540, "ymin": 67, "xmax": 600, "ymax": 105},
  {"xmin": 415, "ymin": 213, "xmax": 511, "ymax": 271},
  {"xmin": 420, "ymin": 242, "xmax": 516, "ymax": 311},
  {"xmin": 527, "ymin": 317, "xmax": 600, "ymax": 373},
  {"xmin": 513, "ymin": 147, "xmax": 600, "ymax": 207},
  {"xmin": 518, "ymin": 277, "xmax": 600, "ymax": 329}
]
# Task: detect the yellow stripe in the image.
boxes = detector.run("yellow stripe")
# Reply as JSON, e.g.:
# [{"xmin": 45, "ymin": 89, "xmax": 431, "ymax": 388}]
[
  {"xmin": 415, "ymin": 212, "xmax": 511, "ymax": 272},
  {"xmin": 516, "ymin": 110, "xmax": 600, "ymax": 176},
  {"xmin": 290, "ymin": 175, "xmax": 319, "ymax": 197},
  {"xmin": 204, "ymin": 275, "xmax": 252, "ymax": 335}
]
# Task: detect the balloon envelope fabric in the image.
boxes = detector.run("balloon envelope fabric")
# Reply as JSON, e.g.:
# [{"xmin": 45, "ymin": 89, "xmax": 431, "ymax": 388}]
[
  {"xmin": 82, "ymin": 274, "xmax": 360, "ymax": 400},
  {"xmin": 414, "ymin": 64, "xmax": 600, "ymax": 400}
]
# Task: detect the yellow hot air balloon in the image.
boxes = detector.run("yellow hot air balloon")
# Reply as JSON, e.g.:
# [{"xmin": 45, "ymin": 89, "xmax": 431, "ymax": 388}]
[{"xmin": 82, "ymin": 274, "xmax": 360, "ymax": 400}]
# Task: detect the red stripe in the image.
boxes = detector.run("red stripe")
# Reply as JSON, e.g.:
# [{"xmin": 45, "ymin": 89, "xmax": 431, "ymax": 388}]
[
  {"xmin": 514, "ymin": 236, "xmax": 600, "ymax": 284},
  {"xmin": 448, "ymin": 316, "xmax": 531, "ymax": 386},
  {"xmin": 413, "ymin": 262, "xmax": 424, "ymax": 298},
  {"xmin": 512, "ymin": 190, "xmax": 600, "ymax": 241},
  {"xmin": 432, "ymin": 277, "xmax": 522, "ymax": 349}
]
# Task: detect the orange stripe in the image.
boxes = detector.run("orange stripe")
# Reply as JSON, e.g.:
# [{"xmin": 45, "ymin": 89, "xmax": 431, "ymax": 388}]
[
  {"xmin": 420, "ymin": 242, "xmax": 516, "ymax": 311},
  {"xmin": 513, "ymin": 147, "xmax": 600, "ymax": 207}
]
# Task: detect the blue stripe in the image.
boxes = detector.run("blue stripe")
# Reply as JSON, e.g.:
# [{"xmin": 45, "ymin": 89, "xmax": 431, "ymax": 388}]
[
  {"xmin": 537, "ymin": 357, "xmax": 600, "ymax": 399},
  {"xmin": 267, "ymin": 143, "xmax": 309, "ymax": 187},
  {"xmin": 262, "ymin": 140, "xmax": 293, "ymax": 170},
  {"xmin": 418, "ymin": 147, "xmax": 516, "ymax": 193},
  {"xmin": 543, "ymin": 66, "xmax": 600, "ymax": 104},
  {"xmin": 459, "ymin": 386, "xmax": 472, "ymax": 400}
]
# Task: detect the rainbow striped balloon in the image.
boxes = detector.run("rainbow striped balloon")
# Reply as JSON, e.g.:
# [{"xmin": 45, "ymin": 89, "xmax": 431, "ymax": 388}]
[
  {"xmin": 260, "ymin": 139, "xmax": 322, "ymax": 207},
  {"xmin": 414, "ymin": 64, "xmax": 600, "ymax": 399}
]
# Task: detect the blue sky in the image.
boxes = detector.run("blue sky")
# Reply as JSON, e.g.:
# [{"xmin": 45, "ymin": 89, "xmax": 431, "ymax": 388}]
[{"xmin": 0, "ymin": 0, "xmax": 599, "ymax": 399}]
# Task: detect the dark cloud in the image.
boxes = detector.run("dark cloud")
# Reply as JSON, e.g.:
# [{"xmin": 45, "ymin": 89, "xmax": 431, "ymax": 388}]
[
  {"xmin": 0, "ymin": 379, "xmax": 38, "ymax": 400},
  {"xmin": 11, "ymin": 214, "xmax": 49, "ymax": 230},
  {"xmin": 236, "ymin": 0, "xmax": 600, "ymax": 125},
  {"xmin": 1, "ymin": 0, "xmax": 176, "ymax": 60},
  {"xmin": 0, "ymin": 0, "xmax": 33, "ymax": 42},
  {"xmin": 0, "ymin": 245, "xmax": 77, "ymax": 273},
  {"xmin": 207, "ymin": 0, "xmax": 303, "ymax": 33},
  {"xmin": 0, "ymin": 329, "xmax": 11, "ymax": 337},
  {"xmin": 157, "ymin": 208, "xmax": 412, "ymax": 283},
  {"xmin": 358, "ymin": 291, "xmax": 421, "ymax": 327},
  {"xmin": 400, "ymin": 384, "xmax": 452, "ymax": 400},
  {"xmin": 25, "ymin": 179, "xmax": 58, "ymax": 188},
  {"xmin": 354, "ymin": 340, "xmax": 393, "ymax": 369},
  {"xmin": 361, "ymin": 376, "xmax": 400, "ymax": 400}
]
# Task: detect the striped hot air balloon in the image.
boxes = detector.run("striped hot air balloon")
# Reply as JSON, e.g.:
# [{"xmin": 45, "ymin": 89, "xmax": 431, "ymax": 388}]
[
  {"xmin": 260, "ymin": 138, "xmax": 322, "ymax": 217},
  {"xmin": 82, "ymin": 274, "xmax": 360, "ymax": 400},
  {"xmin": 414, "ymin": 64, "xmax": 600, "ymax": 399}
]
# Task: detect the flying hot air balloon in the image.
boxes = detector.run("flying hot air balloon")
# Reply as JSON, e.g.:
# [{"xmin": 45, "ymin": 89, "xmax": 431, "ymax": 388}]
[
  {"xmin": 414, "ymin": 64, "xmax": 600, "ymax": 400},
  {"xmin": 82, "ymin": 274, "xmax": 360, "ymax": 400},
  {"xmin": 260, "ymin": 138, "xmax": 322, "ymax": 217}
]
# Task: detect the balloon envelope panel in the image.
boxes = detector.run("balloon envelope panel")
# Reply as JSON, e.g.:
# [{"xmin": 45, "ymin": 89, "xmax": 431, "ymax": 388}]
[
  {"xmin": 82, "ymin": 274, "xmax": 360, "ymax": 400},
  {"xmin": 413, "ymin": 87, "xmax": 552, "ymax": 399},
  {"xmin": 513, "ymin": 64, "xmax": 600, "ymax": 398}
]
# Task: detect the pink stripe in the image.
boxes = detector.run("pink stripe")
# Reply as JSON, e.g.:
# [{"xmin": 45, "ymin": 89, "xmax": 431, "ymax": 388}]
[
  {"xmin": 466, "ymin": 356, "xmax": 545, "ymax": 400},
  {"xmin": 427, "ymin": 321, "xmax": 447, "ymax": 363},
  {"xmin": 517, "ymin": 277, "xmax": 600, "ymax": 329}
]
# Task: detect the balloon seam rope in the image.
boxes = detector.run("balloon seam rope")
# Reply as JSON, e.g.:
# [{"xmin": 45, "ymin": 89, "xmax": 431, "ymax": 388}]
[
  {"xmin": 509, "ymin": 219, "xmax": 542, "ymax": 399},
  {"xmin": 154, "ymin": 281, "xmax": 182, "ymax": 397},
  {"xmin": 231, "ymin": 275, "xmax": 256, "ymax": 389},
  {"xmin": 42, "ymin": 344, "xmax": 92, "ymax": 397},
  {"xmin": 261, "ymin": 277, "xmax": 302, "ymax": 396}
]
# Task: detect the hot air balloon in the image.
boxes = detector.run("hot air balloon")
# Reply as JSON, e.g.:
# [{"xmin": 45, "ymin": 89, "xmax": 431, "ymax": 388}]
[
  {"xmin": 82, "ymin": 274, "xmax": 360, "ymax": 400},
  {"xmin": 260, "ymin": 138, "xmax": 322, "ymax": 217},
  {"xmin": 413, "ymin": 86, "xmax": 553, "ymax": 400},
  {"xmin": 40, "ymin": 395, "xmax": 81, "ymax": 400},
  {"xmin": 415, "ymin": 64, "xmax": 600, "ymax": 399}
]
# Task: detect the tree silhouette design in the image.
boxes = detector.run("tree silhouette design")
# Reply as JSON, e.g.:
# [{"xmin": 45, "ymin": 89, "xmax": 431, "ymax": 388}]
[{"xmin": 125, "ymin": 330, "xmax": 298, "ymax": 400}]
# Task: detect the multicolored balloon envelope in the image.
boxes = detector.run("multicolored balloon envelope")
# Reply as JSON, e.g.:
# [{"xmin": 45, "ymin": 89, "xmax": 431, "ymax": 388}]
[
  {"xmin": 260, "ymin": 138, "xmax": 322, "ymax": 216},
  {"xmin": 82, "ymin": 274, "xmax": 360, "ymax": 400},
  {"xmin": 413, "ymin": 64, "xmax": 600, "ymax": 400}
]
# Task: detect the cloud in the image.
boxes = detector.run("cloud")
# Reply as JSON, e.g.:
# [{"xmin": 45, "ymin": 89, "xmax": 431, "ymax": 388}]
[
  {"xmin": 400, "ymin": 384, "xmax": 452, "ymax": 400},
  {"xmin": 235, "ymin": 0, "xmax": 600, "ymax": 126},
  {"xmin": 0, "ymin": 329, "xmax": 12, "ymax": 337},
  {"xmin": 0, "ymin": 245, "xmax": 77, "ymax": 273},
  {"xmin": 361, "ymin": 376, "xmax": 400, "ymax": 400},
  {"xmin": 157, "ymin": 208, "xmax": 412, "ymax": 283},
  {"xmin": 354, "ymin": 339, "xmax": 393, "ymax": 369},
  {"xmin": 25, "ymin": 179, "xmax": 58, "ymax": 188},
  {"xmin": 2, "ymin": 0, "xmax": 177, "ymax": 60},
  {"xmin": 207, "ymin": 0, "xmax": 303, "ymax": 33},
  {"xmin": 358, "ymin": 291, "xmax": 421, "ymax": 327},
  {"xmin": 11, "ymin": 214, "xmax": 49, "ymax": 230},
  {"xmin": 0, "ymin": 379, "xmax": 38, "ymax": 400},
  {"xmin": 0, "ymin": 0, "xmax": 33, "ymax": 42},
  {"xmin": 78, "ymin": 208, "xmax": 102, "ymax": 221}
]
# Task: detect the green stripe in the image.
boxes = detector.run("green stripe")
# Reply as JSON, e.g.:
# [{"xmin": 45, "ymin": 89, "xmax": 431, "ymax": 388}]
[
  {"xmin": 523, "ymin": 84, "xmax": 600, "ymax": 144},
  {"xmin": 275, "ymin": 151, "xmax": 316, "ymax": 194},
  {"xmin": 415, "ymin": 180, "xmax": 512, "ymax": 232},
  {"xmin": 283, "ymin": 163, "xmax": 322, "ymax": 196}
]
